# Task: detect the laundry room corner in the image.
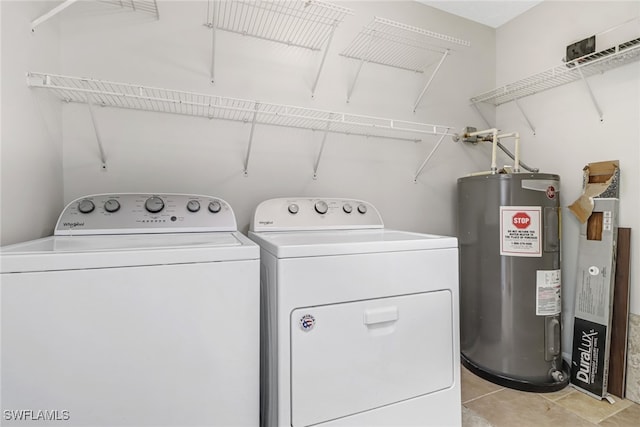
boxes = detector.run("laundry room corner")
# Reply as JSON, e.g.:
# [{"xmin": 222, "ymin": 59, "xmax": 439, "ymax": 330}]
[
  {"xmin": 494, "ymin": 0, "xmax": 640, "ymax": 403},
  {"xmin": 1, "ymin": 1, "xmax": 64, "ymax": 246}
]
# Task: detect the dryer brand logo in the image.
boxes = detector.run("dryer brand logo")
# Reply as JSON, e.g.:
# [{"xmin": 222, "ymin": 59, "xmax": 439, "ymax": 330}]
[
  {"xmin": 258, "ymin": 220, "xmax": 273, "ymax": 225},
  {"xmin": 63, "ymin": 222, "xmax": 85, "ymax": 228},
  {"xmin": 299, "ymin": 314, "xmax": 316, "ymax": 332}
]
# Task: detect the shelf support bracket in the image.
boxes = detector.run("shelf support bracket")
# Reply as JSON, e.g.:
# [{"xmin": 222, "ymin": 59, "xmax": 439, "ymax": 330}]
[
  {"xmin": 577, "ymin": 67, "xmax": 604, "ymax": 121},
  {"xmin": 86, "ymin": 97, "xmax": 108, "ymax": 170},
  {"xmin": 347, "ymin": 31, "xmax": 376, "ymax": 103},
  {"xmin": 31, "ymin": 0, "xmax": 80, "ymax": 31},
  {"xmin": 413, "ymin": 49, "xmax": 449, "ymax": 112},
  {"xmin": 471, "ymin": 103, "xmax": 493, "ymax": 128},
  {"xmin": 243, "ymin": 103, "xmax": 260, "ymax": 177},
  {"xmin": 311, "ymin": 21, "xmax": 338, "ymax": 98},
  {"xmin": 413, "ymin": 128, "xmax": 449, "ymax": 183},
  {"xmin": 313, "ymin": 116, "xmax": 333, "ymax": 180},
  {"xmin": 514, "ymin": 99, "xmax": 536, "ymax": 135},
  {"xmin": 209, "ymin": 0, "xmax": 218, "ymax": 84}
]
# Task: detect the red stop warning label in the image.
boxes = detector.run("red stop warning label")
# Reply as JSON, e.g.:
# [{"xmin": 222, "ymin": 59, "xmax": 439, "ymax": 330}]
[
  {"xmin": 501, "ymin": 206, "xmax": 541, "ymax": 257},
  {"xmin": 512, "ymin": 212, "xmax": 531, "ymax": 229}
]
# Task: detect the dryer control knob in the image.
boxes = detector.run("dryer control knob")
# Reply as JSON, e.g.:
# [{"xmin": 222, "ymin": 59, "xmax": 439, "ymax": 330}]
[
  {"xmin": 288, "ymin": 204, "xmax": 299, "ymax": 214},
  {"xmin": 78, "ymin": 199, "xmax": 95, "ymax": 214},
  {"xmin": 145, "ymin": 196, "xmax": 165, "ymax": 213},
  {"xmin": 208, "ymin": 201, "xmax": 222, "ymax": 213},
  {"xmin": 104, "ymin": 199, "xmax": 120, "ymax": 213},
  {"xmin": 357, "ymin": 204, "xmax": 367, "ymax": 214},
  {"xmin": 343, "ymin": 203, "xmax": 353, "ymax": 214},
  {"xmin": 315, "ymin": 201, "xmax": 328, "ymax": 215},
  {"xmin": 187, "ymin": 200, "xmax": 201, "ymax": 213}
]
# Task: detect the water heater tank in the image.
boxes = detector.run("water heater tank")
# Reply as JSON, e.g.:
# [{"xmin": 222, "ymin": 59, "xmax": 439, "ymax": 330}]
[{"xmin": 457, "ymin": 173, "xmax": 568, "ymax": 391}]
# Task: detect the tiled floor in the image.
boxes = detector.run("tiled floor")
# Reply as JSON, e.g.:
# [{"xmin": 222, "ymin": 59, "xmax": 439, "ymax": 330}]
[{"xmin": 461, "ymin": 365, "xmax": 640, "ymax": 427}]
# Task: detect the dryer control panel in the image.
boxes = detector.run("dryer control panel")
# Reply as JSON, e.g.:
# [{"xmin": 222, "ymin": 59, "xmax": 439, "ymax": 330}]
[
  {"xmin": 55, "ymin": 194, "xmax": 237, "ymax": 235},
  {"xmin": 251, "ymin": 198, "xmax": 383, "ymax": 232}
]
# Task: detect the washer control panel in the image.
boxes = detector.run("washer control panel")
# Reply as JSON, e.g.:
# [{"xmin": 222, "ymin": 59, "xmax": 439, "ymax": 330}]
[
  {"xmin": 251, "ymin": 198, "xmax": 383, "ymax": 232},
  {"xmin": 55, "ymin": 194, "xmax": 237, "ymax": 235}
]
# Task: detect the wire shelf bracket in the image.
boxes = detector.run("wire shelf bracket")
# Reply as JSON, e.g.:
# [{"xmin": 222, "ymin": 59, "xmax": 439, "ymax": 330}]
[
  {"xmin": 205, "ymin": 0, "xmax": 353, "ymax": 96},
  {"xmin": 413, "ymin": 129, "xmax": 449, "ymax": 183},
  {"xmin": 312, "ymin": 116, "xmax": 332, "ymax": 180},
  {"xmin": 470, "ymin": 41, "xmax": 640, "ymax": 126},
  {"xmin": 86, "ymin": 97, "xmax": 108, "ymax": 170},
  {"xmin": 31, "ymin": 0, "xmax": 159, "ymax": 32},
  {"xmin": 340, "ymin": 17, "xmax": 470, "ymax": 107},
  {"xmin": 27, "ymin": 72, "xmax": 456, "ymax": 177},
  {"xmin": 243, "ymin": 103, "xmax": 260, "ymax": 176}
]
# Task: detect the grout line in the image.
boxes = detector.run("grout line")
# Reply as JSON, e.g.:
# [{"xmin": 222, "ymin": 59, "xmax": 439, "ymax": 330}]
[
  {"xmin": 540, "ymin": 388, "xmax": 576, "ymax": 402},
  {"xmin": 596, "ymin": 401, "xmax": 635, "ymax": 424},
  {"xmin": 523, "ymin": 396, "xmax": 604, "ymax": 427},
  {"xmin": 463, "ymin": 387, "xmax": 506, "ymax": 405},
  {"xmin": 553, "ymin": 396, "xmax": 632, "ymax": 425}
]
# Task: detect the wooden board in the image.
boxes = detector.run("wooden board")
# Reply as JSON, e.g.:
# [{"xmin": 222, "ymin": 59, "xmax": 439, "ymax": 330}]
[{"xmin": 608, "ymin": 227, "xmax": 631, "ymax": 398}]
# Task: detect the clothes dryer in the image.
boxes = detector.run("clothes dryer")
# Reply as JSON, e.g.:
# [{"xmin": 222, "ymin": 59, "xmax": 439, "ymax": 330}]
[
  {"xmin": 248, "ymin": 198, "xmax": 460, "ymax": 427},
  {"xmin": 1, "ymin": 193, "xmax": 259, "ymax": 427}
]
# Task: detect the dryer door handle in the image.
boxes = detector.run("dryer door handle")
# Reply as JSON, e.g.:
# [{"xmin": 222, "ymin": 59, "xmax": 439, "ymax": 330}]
[{"xmin": 363, "ymin": 306, "xmax": 399, "ymax": 325}]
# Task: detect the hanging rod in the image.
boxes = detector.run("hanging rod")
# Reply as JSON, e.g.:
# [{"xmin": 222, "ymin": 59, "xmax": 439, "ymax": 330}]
[
  {"xmin": 31, "ymin": 0, "xmax": 159, "ymax": 31},
  {"xmin": 340, "ymin": 17, "xmax": 469, "ymax": 105}
]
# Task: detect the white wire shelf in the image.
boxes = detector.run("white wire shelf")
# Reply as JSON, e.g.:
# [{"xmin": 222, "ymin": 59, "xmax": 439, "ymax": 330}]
[
  {"xmin": 206, "ymin": 0, "xmax": 352, "ymax": 94},
  {"xmin": 27, "ymin": 72, "xmax": 452, "ymax": 139},
  {"xmin": 470, "ymin": 41, "xmax": 640, "ymax": 106},
  {"xmin": 341, "ymin": 17, "xmax": 469, "ymax": 73},
  {"xmin": 100, "ymin": 0, "xmax": 159, "ymax": 16},
  {"xmin": 340, "ymin": 17, "xmax": 470, "ymax": 108},
  {"xmin": 208, "ymin": 0, "xmax": 352, "ymax": 50},
  {"xmin": 31, "ymin": 0, "xmax": 159, "ymax": 31},
  {"xmin": 27, "ymin": 72, "xmax": 455, "ymax": 177}
]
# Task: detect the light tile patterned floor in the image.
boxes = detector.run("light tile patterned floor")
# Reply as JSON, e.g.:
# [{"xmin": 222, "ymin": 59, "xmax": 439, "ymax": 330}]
[{"xmin": 461, "ymin": 365, "xmax": 640, "ymax": 427}]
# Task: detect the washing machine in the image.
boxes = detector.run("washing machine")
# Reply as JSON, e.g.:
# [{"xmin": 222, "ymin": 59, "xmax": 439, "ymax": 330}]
[
  {"xmin": 0, "ymin": 193, "xmax": 259, "ymax": 427},
  {"xmin": 248, "ymin": 198, "xmax": 461, "ymax": 427}
]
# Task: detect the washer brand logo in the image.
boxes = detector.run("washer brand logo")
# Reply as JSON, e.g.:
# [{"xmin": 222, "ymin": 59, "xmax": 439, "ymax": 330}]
[
  {"xmin": 299, "ymin": 314, "xmax": 316, "ymax": 332},
  {"xmin": 258, "ymin": 220, "xmax": 273, "ymax": 225},
  {"xmin": 63, "ymin": 222, "xmax": 85, "ymax": 228}
]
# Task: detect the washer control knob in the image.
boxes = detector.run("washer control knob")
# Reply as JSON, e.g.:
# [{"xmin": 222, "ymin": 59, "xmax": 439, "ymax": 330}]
[
  {"xmin": 145, "ymin": 196, "xmax": 165, "ymax": 213},
  {"xmin": 315, "ymin": 201, "xmax": 329, "ymax": 215},
  {"xmin": 357, "ymin": 204, "xmax": 368, "ymax": 214},
  {"xmin": 343, "ymin": 203, "xmax": 353, "ymax": 214},
  {"xmin": 78, "ymin": 199, "xmax": 95, "ymax": 214},
  {"xmin": 187, "ymin": 200, "xmax": 201, "ymax": 213},
  {"xmin": 288, "ymin": 204, "xmax": 299, "ymax": 214},
  {"xmin": 208, "ymin": 200, "xmax": 222, "ymax": 213},
  {"xmin": 104, "ymin": 199, "xmax": 120, "ymax": 213}
]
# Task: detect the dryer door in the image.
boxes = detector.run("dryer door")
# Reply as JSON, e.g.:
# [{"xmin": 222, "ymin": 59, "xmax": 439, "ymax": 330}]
[{"xmin": 290, "ymin": 291, "xmax": 454, "ymax": 427}]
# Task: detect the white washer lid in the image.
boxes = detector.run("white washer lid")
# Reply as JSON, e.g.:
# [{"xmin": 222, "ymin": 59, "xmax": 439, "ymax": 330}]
[
  {"xmin": 0, "ymin": 232, "xmax": 259, "ymax": 273},
  {"xmin": 248, "ymin": 229, "xmax": 458, "ymax": 258}
]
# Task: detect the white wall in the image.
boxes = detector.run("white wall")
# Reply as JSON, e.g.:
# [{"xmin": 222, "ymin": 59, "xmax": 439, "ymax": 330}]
[
  {"xmin": 57, "ymin": 0, "xmax": 495, "ymax": 235},
  {"xmin": 0, "ymin": 1, "xmax": 63, "ymax": 245},
  {"xmin": 495, "ymin": 1, "xmax": 640, "ymax": 355}
]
